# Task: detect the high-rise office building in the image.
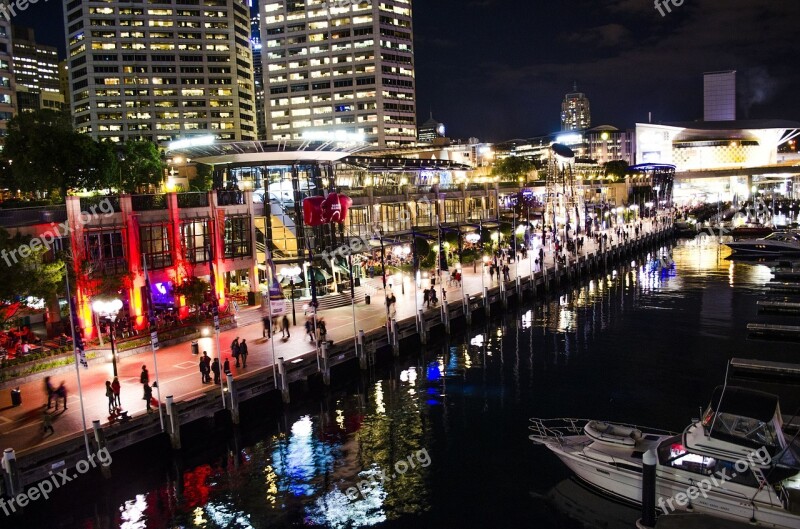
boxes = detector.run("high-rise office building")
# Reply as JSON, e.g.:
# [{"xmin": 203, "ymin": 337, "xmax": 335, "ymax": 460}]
[
  {"xmin": 0, "ymin": 20, "xmax": 15, "ymax": 137},
  {"xmin": 11, "ymin": 26, "xmax": 64, "ymax": 113},
  {"xmin": 251, "ymin": 11, "xmax": 266, "ymax": 139},
  {"xmin": 62, "ymin": 0, "xmax": 257, "ymax": 143},
  {"xmin": 59, "ymin": 60, "xmax": 71, "ymax": 108},
  {"xmin": 704, "ymin": 70, "xmax": 736, "ymax": 121},
  {"xmin": 260, "ymin": 0, "xmax": 417, "ymax": 147},
  {"xmin": 561, "ymin": 84, "xmax": 591, "ymax": 131}
]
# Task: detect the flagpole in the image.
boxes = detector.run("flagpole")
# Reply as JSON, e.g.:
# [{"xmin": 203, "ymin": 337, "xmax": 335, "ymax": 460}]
[
  {"xmin": 64, "ymin": 268, "xmax": 91, "ymax": 458},
  {"xmin": 142, "ymin": 254, "xmax": 164, "ymax": 431},
  {"xmin": 265, "ymin": 248, "xmax": 278, "ymax": 388},
  {"xmin": 209, "ymin": 217, "xmax": 226, "ymax": 408}
]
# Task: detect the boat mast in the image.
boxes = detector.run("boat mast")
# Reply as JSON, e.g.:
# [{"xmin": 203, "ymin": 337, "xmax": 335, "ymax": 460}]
[{"xmin": 708, "ymin": 361, "xmax": 731, "ymax": 438}]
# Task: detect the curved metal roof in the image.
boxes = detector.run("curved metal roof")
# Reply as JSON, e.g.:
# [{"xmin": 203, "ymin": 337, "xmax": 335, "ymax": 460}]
[{"xmin": 167, "ymin": 139, "xmax": 372, "ymax": 166}]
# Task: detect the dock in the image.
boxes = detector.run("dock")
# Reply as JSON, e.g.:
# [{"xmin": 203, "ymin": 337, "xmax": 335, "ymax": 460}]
[
  {"xmin": 747, "ymin": 323, "xmax": 800, "ymax": 339},
  {"xmin": 772, "ymin": 270, "xmax": 800, "ymax": 281},
  {"xmin": 766, "ymin": 283, "xmax": 800, "ymax": 294},
  {"xmin": 654, "ymin": 513, "xmax": 759, "ymax": 529},
  {"xmin": 756, "ymin": 300, "xmax": 800, "ymax": 314}
]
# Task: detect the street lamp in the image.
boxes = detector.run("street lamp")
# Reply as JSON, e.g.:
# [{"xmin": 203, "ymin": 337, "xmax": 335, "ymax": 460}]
[
  {"xmin": 92, "ymin": 298, "xmax": 123, "ymax": 377},
  {"xmin": 280, "ymin": 266, "xmax": 302, "ymax": 326}
]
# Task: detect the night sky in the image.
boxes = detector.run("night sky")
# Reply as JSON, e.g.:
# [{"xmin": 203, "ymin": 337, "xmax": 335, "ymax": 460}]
[{"xmin": 14, "ymin": 0, "xmax": 800, "ymax": 142}]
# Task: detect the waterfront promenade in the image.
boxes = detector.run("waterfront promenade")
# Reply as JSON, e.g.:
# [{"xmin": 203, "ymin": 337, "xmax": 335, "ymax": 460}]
[{"xmin": 0, "ymin": 217, "xmax": 671, "ymax": 458}]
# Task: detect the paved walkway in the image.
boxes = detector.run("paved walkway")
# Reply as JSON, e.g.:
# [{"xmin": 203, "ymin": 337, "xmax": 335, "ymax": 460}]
[{"xmin": 0, "ymin": 216, "xmax": 671, "ymax": 455}]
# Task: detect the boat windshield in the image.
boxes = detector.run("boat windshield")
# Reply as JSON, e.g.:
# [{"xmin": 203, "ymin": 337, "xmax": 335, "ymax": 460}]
[
  {"xmin": 763, "ymin": 232, "xmax": 800, "ymax": 242},
  {"xmin": 702, "ymin": 409, "xmax": 780, "ymax": 449}
]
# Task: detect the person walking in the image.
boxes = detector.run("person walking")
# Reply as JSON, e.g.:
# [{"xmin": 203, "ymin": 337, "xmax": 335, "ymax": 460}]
[
  {"xmin": 199, "ymin": 352, "xmax": 210, "ymax": 383},
  {"xmin": 262, "ymin": 316, "xmax": 271, "ymax": 338},
  {"xmin": 489, "ymin": 264, "xmax": 495, "ymax": 282},
  {"xmin": 318, "ymin": 318, "xmax": 328, "ymax": 344},
  {"xmin": 42, "ymin": 406, "xmax": 54, "ymax": 436},
  {"xmin": 111, "ymin": 377, "xmax": 121, "ymax": 408},
  {"xmin": 239, "ymin": 339, "xmax": 248, "ymax": 368},
  {"xmin": 55, "ymin": 382, "xmax": 67, "ymax": 411},
  {"xmin": 143, "ymin": 382, "xmax": 153, "ymax": 413},
  {"xmin": 105, "ymin": 381, "xmax": 115, "ymax": 414},
  {"xmin": 281, "ymin": 315, "xmax": 290, "ymax": 339},
  {"xmin": 211, "ymin": 358, "xmax": 221, "ymax": 384},
  {"xmin": 231, "ymin": 337, "xmax": 241, "ymax": 367},
  {"xmin": 503, "ymin": 264, "xmax": 510, "ymax": 282},
  {"xmin": 223, "ymin": 357, "xmax": 231, "ymax": 375},
  {"xmin": 140, "ymin": 365, "xmax": 150, "ymax": 386},
  {"xmin": 44, "ymin": 376, "xmax": 55, "ymax": 409},
  {"xmin": 305, "ymin": 318, "xmax": 315, "ymax": 343},
  {"xmin": 423, "ymin": 288, "xmax": 430, "ymax": 308}
]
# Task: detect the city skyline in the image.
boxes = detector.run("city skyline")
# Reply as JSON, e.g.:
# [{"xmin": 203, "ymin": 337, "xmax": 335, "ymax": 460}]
[{"xmin": 8, "ymin": 0, "xmax": 800, "ymax": 141}]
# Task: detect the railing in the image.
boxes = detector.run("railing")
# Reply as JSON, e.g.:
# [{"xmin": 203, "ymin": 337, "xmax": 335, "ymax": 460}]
[
  {"xmin": 217, "ymin": 189, "xmax": 245, "ymax": 206},
  {"xmin": 80, "ymin": 195, "xmax": 121, "ymax": 213},
  {"xmin": 131, "ymin": 194, "xmax": 168, "ymax": 211},
  {"xmin": 177, "ymin": 192, "xmax": 209, "ymax": 209},
  {"xmin": 0, "ymin": 205, "xmax": 67, "ymax": 228}
]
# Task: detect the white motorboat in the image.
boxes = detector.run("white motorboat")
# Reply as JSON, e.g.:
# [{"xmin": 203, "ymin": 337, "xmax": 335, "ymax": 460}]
[
  {"xmin": 529, "ymin": 386, "xmax": 800, "ymax": 528},
  {"xmin": 725, "ymin": 232, "xmax": 800, "ymax": 256}
]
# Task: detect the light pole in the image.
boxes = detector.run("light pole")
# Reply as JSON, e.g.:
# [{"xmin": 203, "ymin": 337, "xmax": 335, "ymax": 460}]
[
  {"xmin": 280, "ymin": 266, "xmax": 302, "ymax": 326},
  {"xmin": 92, "ymin": 298, "xmax": 123, "ymax": 377}
]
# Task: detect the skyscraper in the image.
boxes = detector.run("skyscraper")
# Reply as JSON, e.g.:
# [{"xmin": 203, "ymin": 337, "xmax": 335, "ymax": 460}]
[
  {"xmin": 62, "ymin": 0, "xmax": 257, "ymax": 143},
  {"xmin": 260, "ymin": 0, "xmax": 417, "ymax": 147},
  {"xmin": 561, "ymin": 84, "xmax": 591, "ymax": 131},
  {"xmin": 251, "ymin": 11, "xmax": 266, "ymax": 139},
  {"xmin": 0, "ymin": 20, "xmax": 15, "ymax": 138},
  {"xmin": 704, "ymin": 70, "xmax": 736, "ymax": 121},
  {"xmin": 11, "ymin": 26, "xmax": 64, "ymax": 113}
]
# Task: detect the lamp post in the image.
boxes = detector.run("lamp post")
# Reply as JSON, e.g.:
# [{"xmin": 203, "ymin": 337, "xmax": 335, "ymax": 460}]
[
  {"xmin": 92, "ymin": 298, "xmax": 123, "ymax": 377},
  {"xmin": 280, "ymin": 265, "xmax": 302, "ymax": 326}
]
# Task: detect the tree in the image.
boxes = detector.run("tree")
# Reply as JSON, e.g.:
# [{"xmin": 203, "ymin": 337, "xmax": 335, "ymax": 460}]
[
  {"xmin": 0, "ymin": 228, "xmax": 65, "ymax": 327},
  {"xmin": 116, "ymin": 141, "xmax": 165, "ymax": 193},
  {"xmin": 491, "ymin": 156, "xmax": 535, "ymax": 182},
  {"xmin": 175, "ymin": 277, "xmax": 211, "ymax": 308},
  {"xmin": 604, "ymin": 160, "xmax": 629, "ymax": 181},
  {"xmin": 189, "ymin": 163, "xmax": 213, "ymax": 191},
  {"xmin": 1, "ymin": 109, "xmax": 111, "ymax": 198}
]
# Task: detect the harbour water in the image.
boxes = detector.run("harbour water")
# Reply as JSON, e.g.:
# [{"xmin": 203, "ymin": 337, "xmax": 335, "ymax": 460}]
[{"xmin": 17, "ymin": 239, "xmax": 798, "ymax": 529}]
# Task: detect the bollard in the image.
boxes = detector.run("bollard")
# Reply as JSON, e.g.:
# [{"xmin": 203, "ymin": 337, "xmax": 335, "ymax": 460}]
[
  {"xmin": 277, "ymin": 357, "xmax": 290, "ymax": 403},
  {"xmin": 92, "ymin": 420, "xmax": 112, "ymax": 478},
  {"xmin": 463, "ymin": 294, "xmax": 472, "ymax": 325},
  {"xmin": 320, "ymin": 342, "xmax": 330, "ymax": 385},
  {"xmin": 516, "ymin": 276, "xmax": 522, "ymax": 297},
  {"xmin": 418, "ymin": 309, "xmax": 427, "ymax": 344},
  {"xmin": 357, "ymin": 330, "xmax": 367, "ymax": 370},
  {"xmin": 483, "ymin": 287, "xmax": 491, "ymax": 316},
  {"xmin": 440, "ymin": 303, "xmax": 450, "ymax": 333},
  {"xmin": 226, "ymin": 373, "xmax": 240, "ymax": 424},
  {"xmin": 165, "ymin": 395, "xmax": 181, "ymax": 449},
  {"xmin": 637, "ymin": 449, "xmax": 657, "ymax": 528},
  {"xmin": 390, "ymin": 319, "xmax": 400, "ymax": 356},
  {"xmin": 2, "ymin": 448, "xmax": 20, "ymax": 498}
]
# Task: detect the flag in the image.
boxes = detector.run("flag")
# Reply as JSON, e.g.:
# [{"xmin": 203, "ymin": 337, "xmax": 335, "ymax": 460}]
[
  {"xmin": 143, "ymin": 262, "xmax": 159, "ymax": 350},
  {"xmin": 69, "ymin": 296, "xmax": 88, "ymax": 369}
]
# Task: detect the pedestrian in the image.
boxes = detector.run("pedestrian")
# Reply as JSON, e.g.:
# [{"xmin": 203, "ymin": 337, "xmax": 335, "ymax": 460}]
[
  {"xmin": 44, "ymin": 375, "xmax": 55, "ymax": 409},
  {"xmin": 143, "ymin": 382, "xmax": 153, "ymax": 413},
  {"xmin": 263, "ymin": 316, "xmax": 271, "ymax": 338},
  {"xmin": 318, "ymin": 318, "xmax": 328, "ymax": 344},
  {"xmin": 503, "ymin": 264, "xmax": 510, "ymax": 282},
  {"xmin": 199, "ymin": 352, "xmax": 210, "ymax": 383},
  {"xmin": 55, "ymin": 382, "xmax": 67, "ymax": 410},
  {"xmin": 42, "ymin": 406, "xmax": 54, "ymax": 436},
  {"xmin": 211, "ymin": 358, "xmax": 221, "ymax": 384},
  {"xmin": 105, "ymin": 381, "xmax": 115, "ymax": 414},
  {"xmin": 423, "ymin": 288, "xmax": 430, "ymax": 308},
  {"xmin": 223, "ymin": 357, "xmax": 231, "ymax": 374},
  {"xmin": 111, "ymin": 377, "xmax": 121, "ymax": 407},
  {"xmin": 231, "ymin": 337, "xmax": 241, "ymax": 367},
  {"xmin": 489, "ymin": 265, "xmax": 495, "ymax": 282},
  {"xmin": 140, "ymin": 365, "xmax": 149, "ymax": 386},
  {"xmin": 281, "ymin": 315, "xmax": 290, "ymax": 338},
  {"xmin": 240, "ymin": 339, "xmax": 248, "ymax": 368},
  {"xmin": 305, "ymin": 318, "xmax": 315, "ymax": 343}
]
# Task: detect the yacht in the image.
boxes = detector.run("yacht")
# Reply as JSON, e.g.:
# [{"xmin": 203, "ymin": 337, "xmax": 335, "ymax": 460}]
[
  {"xmin": 725, "ymin": 232, "xmax": 800, "ymax": 256},
  {"xmin": 529, "ymin": 386, "xmax": 800, "ymax": 528}
]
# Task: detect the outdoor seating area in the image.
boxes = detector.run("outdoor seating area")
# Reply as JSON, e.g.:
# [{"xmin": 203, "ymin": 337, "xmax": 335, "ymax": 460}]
[{"xmin": 0, "ymin": 326, "xmax": 44, "ymax": 359}]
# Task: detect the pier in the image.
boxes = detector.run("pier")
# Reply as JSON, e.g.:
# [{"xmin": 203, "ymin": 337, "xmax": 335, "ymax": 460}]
[{"xmin": 0, "ymin": 221, "xmax": 674, "ymax": 495}]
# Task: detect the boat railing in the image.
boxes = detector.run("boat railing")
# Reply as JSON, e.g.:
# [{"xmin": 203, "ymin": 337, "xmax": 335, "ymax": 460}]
[{"xmin": 529, "ymin": 417, "xmax": 677, "ymax": 446}]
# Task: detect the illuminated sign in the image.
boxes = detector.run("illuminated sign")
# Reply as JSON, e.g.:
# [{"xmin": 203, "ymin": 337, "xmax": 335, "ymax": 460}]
[
  {"xmin": 555, "ymin": 133, "xmax": 583, "ymax": 145},
  {"xmin": 168, "ymin": 135, "xmax": 215, "ymax": 150}
]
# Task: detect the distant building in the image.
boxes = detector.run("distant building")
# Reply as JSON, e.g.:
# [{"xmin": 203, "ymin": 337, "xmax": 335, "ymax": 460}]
[
  {"xmin": 260, "ymin": 0, "xmax": 417, "ymax": 147},
  {"xmin": 704, "ymin": 71, "xmax": 736, "ymax": 122},
  {"xmin": 417, "ymin": 114, "xmax": 446, "ymax": 145},
  {"xmin": 62, "ymin": 0, "xmax": 257, "ymax": 143},
  {"xmin": 0, "ymin": 20, "xmax": 15, "ymax": 137},
  {"xmin": 11, "ymin": 26, "xmax": 64, "ymax": 113},
  {"xmin": 561, "ymin": 84, "xmax": 591, "ymax": 131}
]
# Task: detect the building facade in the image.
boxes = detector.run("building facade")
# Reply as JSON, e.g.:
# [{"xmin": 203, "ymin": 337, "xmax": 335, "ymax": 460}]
[
  {"xmin": 11, "ymin": 26, "xmax": 64, "ymax": 113},
  {"xmin": 704, "ymin": 70, "xmax": 736, "ymax": 122},
  {"xmin": 417, "ymin": 113, "xmax": 445, "ymax": 144},
  {"xmin": 0, "ymin": 20, "xmax": 15, "ymax": 138},
  {"xmin": 251, "ymin": 12, "xmax": 267, "ymax": 139},
  {"xmin": 561, "ymin": 85, "xmax": 590, "ymax": 131},
  {"xmin": 62, "ymin": 0, "xmax": 258, "ymax": 143},
  {"xmin": 260, "ymin": 0, "xmax": 417, "ymax": 147}
]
